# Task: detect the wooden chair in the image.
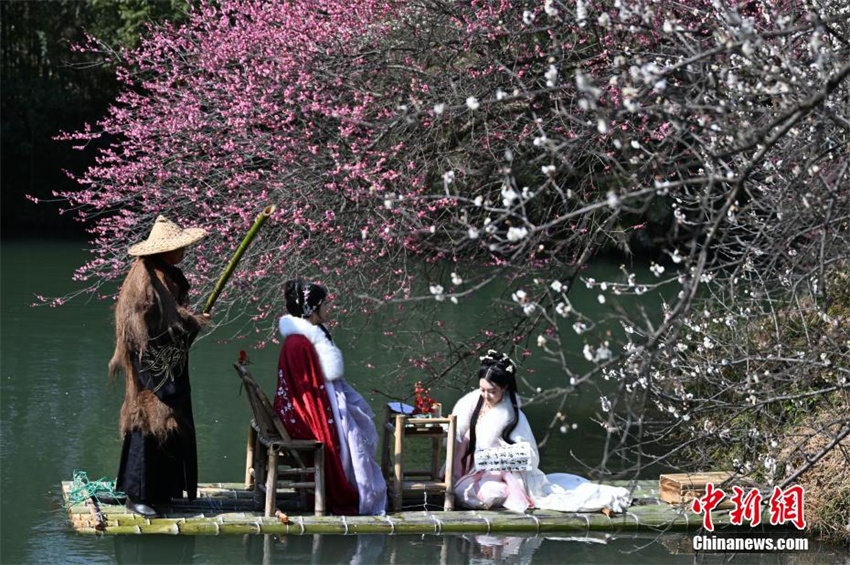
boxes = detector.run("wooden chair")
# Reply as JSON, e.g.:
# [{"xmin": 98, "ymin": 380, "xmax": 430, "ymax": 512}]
[{"xmin": 233, "ymin": 362, "xmax": 326, "ymax": 516}]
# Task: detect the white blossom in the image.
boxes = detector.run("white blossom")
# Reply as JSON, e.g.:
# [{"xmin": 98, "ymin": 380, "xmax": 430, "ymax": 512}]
[
  {"xmin": 650, "ymin": 262, "xmax": 665, "ymax": 277},
  {"xmin": 764, "ymin": 456, "xmax": 776, "ymax": 474},
  {"xmin": 537, "ymin": 335, "xmax": 548, "ymax": 347},
  {"xmin": 501, "ymin": 185, "xmax": 520, "ymax": 206},
  {"xmin": 600, "ymin": 396, "xmax": 611, "ymax": 412},
  {"xmin": 506, "ymin": 226, "xmax": 529, "ymax": 242},
  {"xmin": 466, "ymin": 96, "xmax": 480, "ymax": 110},
  {"xmin": 442, "ymin": 170, "xmax": 455, "ymax": 185},
  {"xmin": 550, "ymin": 280, "xmax": 563, "ymax": 292},
  {"xmin": 545, "ymin": 65, "xmax": 559, "ymax": 87},
  {"xmin": 555, "ymin": 302, "xmax": 571, "ymax": 317},
  {"xmin": 595, "ymin": 343, "xmax": 612, "ymax": 361},
  {"xmin": 575, "ymin": 0, "xmax": 587, "ymax": 25},
  {"xmin": 433, "ymin": 103, "xmax": 445, "ymax": 115},
  {"xmin": 467, "ymin": 227, "xmax": 480, "ymax": 239},
  {"xmin": 671, "ymin": 249, "xmax": 683, "ymax": 263},
  {"xmin": 429, "ymin": 284, "xmax": 445, "ymax": 302},
  {"xmin": 522, "ymin": 10, "xmax": 534, "ymax": 25},
  {"xmin": 451, "ymin": 272, "xmax": 463, "ymax": 285}
]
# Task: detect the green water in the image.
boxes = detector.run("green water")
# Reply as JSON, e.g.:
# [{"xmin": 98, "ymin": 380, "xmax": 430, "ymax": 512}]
[{"xmin": 1, "ymin": 241, "xmax": 846, "ymax": 564}]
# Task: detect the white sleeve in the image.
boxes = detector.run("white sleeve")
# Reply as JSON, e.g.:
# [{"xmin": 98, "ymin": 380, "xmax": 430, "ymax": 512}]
[{"xmin": 314, "ymin": 339, "xmax": 344, "ymax": 381}]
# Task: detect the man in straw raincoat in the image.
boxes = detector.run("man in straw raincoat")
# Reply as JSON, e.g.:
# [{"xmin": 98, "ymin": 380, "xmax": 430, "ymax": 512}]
[{"xmin": 109, "ymin": 216, "xmax": 209, "ymax": 517}]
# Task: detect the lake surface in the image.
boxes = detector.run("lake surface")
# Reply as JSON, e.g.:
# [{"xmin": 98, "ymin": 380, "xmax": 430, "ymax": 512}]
[{"xmin": 1, "ymin": 240, "xmax": 846, "ymax": 564}]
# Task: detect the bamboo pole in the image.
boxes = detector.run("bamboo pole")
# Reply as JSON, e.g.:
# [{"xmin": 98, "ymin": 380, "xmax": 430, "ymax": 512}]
[
  {"xmin": 393, "ymin": 414, "xmax": 405, "ymax": 512},
  {"xmin": 79, "ymin": 476, "xmax": 107, "ymax": 532},
  {"xmin": 66, "ymin": 506, "xmax": 745, "ymax": 536},
  {"xmin": 380, "ymin": 406, "xmax": 391, "ymax": 481},
  {"xmin": 245, "ymin": 424, "xmax": 257, "ymax": 488},
  {"xmin": 313, "ymin": 444, "xmax": 325, "ymax": 516},
  {"xmin": 203, "ymin": 204, "xmax": 276, "ymax": 314},
  {"xmin": 265, "ymin": 448, "xmax": 278, "ymax": 517},
  {"xmin": 443, "ymin": 414, "xmax": 457, "ymax": 511}
]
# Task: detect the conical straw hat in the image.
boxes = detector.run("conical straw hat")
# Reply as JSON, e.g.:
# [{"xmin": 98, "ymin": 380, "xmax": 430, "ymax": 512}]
[{"xmin": 128, "ymin": 215, "xmax": 207, "ymax": 256}]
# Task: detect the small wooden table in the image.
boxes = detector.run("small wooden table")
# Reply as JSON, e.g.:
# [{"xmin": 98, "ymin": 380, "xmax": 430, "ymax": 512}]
[{"xmin": 380, "ymin": 409, "xmax": 457, "ymax": 512}]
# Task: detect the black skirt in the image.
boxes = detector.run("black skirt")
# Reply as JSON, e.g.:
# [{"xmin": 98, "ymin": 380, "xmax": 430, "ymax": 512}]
[{"xmin": 117, "ymin": 405, "xmax": 198, "ymax": 503}]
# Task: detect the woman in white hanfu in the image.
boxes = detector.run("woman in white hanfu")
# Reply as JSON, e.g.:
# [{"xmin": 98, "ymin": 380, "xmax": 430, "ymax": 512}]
[{"xmin": 450, "ymin": 351, "xmax": 632, "ymax": 513}]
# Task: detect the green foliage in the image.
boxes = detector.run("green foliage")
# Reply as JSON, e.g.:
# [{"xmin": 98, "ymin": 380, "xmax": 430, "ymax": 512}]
[
  {"xmin": 0, "ymin": 0, "xmax": 187, "ymax": 234},
  {"xmin": 87, "ymin": 0, "xmax": 190, "ymax": 50}
]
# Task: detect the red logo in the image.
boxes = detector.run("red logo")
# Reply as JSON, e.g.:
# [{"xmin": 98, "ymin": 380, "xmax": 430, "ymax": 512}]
[
  {"xmin": 730, "ymin": 486, "xmax": 762, "ymax": 526},
  {"xmin": 691, "ymin": 483, "xmax": 726, "ymax": 531},
  {"xmin": 769, "ymin": 485, "xmax": 807, "ymax": 530},
  {"xmin": 691, "ymin": 483, "xmax": 807, "ymax": 531}
]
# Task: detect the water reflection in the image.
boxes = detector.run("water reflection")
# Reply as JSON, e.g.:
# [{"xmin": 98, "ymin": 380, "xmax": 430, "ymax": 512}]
[
  {"xmin": 236, "ymin": 532, "xmax": 849, "ymax": 565},
  {"xmin": 465, "ymin": 534, "xmax": 544, "ymax": 562},
  {"xmin": 113, "ymin": 535, "xmax": 196, "ymax": 564},
  {"xmin": 242, "ymin": 532, "xmax": 611, "ymax": 565}
]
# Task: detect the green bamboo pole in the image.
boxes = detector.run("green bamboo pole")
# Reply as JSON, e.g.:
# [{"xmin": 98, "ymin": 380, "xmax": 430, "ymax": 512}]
[{"xmin": 203, "ymin": 204, "xmax": 276, "ymax": 314}]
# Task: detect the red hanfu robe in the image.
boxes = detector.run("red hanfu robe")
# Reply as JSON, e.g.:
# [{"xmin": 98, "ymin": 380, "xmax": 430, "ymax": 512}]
[{"xmin": 275, "ymin": 334, "xmax": 359, "ymax": 515}]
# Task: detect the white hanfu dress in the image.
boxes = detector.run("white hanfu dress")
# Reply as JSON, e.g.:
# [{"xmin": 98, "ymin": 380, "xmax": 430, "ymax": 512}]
[{"xmin": 450, "ymin": 390, "xmax": 632, "ymax": 513}]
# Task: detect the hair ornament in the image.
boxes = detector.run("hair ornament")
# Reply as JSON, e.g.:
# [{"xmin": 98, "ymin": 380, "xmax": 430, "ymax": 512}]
[
  {"xmin": 301, "ymin": 286, "xmax": 315, "ymax": 317},
  {"xmin": 480, "ymin": 349, "xmax": 501, "ymax": 361}
]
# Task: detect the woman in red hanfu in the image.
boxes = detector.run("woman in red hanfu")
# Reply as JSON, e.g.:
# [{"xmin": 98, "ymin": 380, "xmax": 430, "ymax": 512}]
[{"xmin": 274, "ymin": 280, "xmax": 387, "ymax": 516}]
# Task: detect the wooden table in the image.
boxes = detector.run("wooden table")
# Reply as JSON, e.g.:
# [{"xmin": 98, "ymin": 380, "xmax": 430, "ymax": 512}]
[{"xmin": 380, "ymin": 409, "xmax": 457, "ymax": 511}]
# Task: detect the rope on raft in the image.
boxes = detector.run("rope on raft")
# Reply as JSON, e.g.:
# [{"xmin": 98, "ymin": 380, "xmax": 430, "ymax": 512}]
[{"xmin": 65, "ymin": 469, "xmax": 125, "ymax": 508}]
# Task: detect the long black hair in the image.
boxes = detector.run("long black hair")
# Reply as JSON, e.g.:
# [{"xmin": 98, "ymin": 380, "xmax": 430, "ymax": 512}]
[
  {"xmin": 284, "ymin": 279, "xmax": 328, "ymax": 318},
  {"xmin": 466, "ymin": 350, "xmax": 520, "ymax": 462}
]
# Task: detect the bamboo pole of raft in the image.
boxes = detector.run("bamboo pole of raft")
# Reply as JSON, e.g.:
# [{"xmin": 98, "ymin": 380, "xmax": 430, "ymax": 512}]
[
  {"xmin": 63, "ymin": 479, "xmax": 760, "ymax": 535},
  {"xmin": 80, "ymin": 477, "xmax": 107, "ymax": 532},
  {"xmin": 203, "ymin": 204, "xmax": 276, "ymax": 314}
]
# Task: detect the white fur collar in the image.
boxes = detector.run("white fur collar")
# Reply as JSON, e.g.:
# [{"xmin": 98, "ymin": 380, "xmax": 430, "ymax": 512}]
[
  {"xmin": 452, "ymin": 389, "xmax": 526, "ymax": 449},
  {"xmin": 278, "ymin": 315, "xmax": 344, "ymax": 381}
]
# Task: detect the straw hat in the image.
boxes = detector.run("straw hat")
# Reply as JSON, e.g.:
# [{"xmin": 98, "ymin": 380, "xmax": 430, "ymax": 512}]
[{"xmin": 128, "ymin": 215, "xmax": 207, "ymax": 256}]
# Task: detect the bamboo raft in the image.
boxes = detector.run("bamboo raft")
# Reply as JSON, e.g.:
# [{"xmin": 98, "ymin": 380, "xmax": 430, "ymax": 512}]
[{"xmin": 61, "ymin": 479, "xmax": 765, "ymax": 536}]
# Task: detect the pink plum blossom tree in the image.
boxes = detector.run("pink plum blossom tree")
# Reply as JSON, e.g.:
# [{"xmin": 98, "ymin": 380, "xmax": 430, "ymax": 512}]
[{"xmin": 52, "ymin": 0, "xmax": 849, "ymax": 537}]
